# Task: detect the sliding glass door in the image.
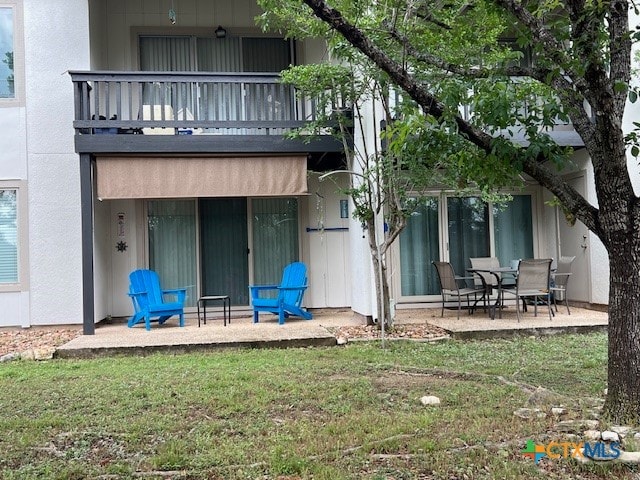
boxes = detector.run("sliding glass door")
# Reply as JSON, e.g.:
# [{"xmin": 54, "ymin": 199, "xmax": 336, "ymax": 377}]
[
  {"xmin": 251, "ymin": 198, "xmax": 299, "ymax": 289},
  {"xmin": 493, "ymin": 196, "xmax": 534, "ymax": 265},
  {"xmin": 148, "ymin": 197, "xmax": 300, "ymax": 307},
  {"xmin": 199, "ymin": 198, "xmax": 249, "ymax": 306},
  {"xmin": 399, "ymin": 197, "xmax": 440, "ymax": 296},
  {"xmin": 139, "ymin": 35, "xmax": 294, "ymax": 134},
  {"xmin": 447, "ymin": 197, "xmax": 491, "ymax": 276},
  {"xmin": 397, "ymin": 193, "xmax": 535, "ymax": 301},
  {"xmin": 148, "ymin": 200, "xmax": 197, "ymax": 307}
]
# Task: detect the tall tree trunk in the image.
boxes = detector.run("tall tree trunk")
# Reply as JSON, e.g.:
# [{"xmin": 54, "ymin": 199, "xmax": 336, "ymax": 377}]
[
  {"xmin": 603, "ymin": 235, "xmax": 640, "ymax": 423},
  {"xmin": 591, "ymin": 112, "xmax": 640, "ymax": 423}
]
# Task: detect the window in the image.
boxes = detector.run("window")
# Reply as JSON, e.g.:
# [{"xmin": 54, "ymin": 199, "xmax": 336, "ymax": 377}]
[
  {"xmin": 0, "ymin": 189, "xmax": 17, "ymax": 282},
  {"xmin": 398, "ymin": 194, "xmax": 535, "ymax": 299},
  {"xmin": 0, "ymin": 181, "xmax": 26, "ymax": 290},
  {"xmin": 400, "ymin": 197, "xmax": 440, "ymax": 296},
  {"xmin": 147, "ymin": 200, "xmax": 197, "ymax": 307},
  {"xmin": 0, "ymin": 2, "xmax": 22, "ymax": 104},
  {"xmin": 0, "ymin": 7, "xmax": 13, "ymax": 98},
  {"xmin": 148, "ymin": 197, "xmax": 300, "ymax": 306}
]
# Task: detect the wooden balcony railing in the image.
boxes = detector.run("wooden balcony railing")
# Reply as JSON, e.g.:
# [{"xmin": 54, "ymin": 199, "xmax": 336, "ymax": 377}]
[{"xmin": 70, "ymin": 71, "xmax": 332, "ymax": 136}]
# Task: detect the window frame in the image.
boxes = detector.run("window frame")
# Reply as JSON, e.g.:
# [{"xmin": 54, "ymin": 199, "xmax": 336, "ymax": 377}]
[
  {"xmin": 0, "ymin": 179, "xmax": 28, "ymax": 292},
  {"xmin": 393, "ymin": 189, "xmax": 540, "ymax": 303},
  {"xmin": 132, "ymin": 27, "xmax": 296, "ymax": 73},
  {"xmin": 0, "ymin": 1, "xmax": 24, "ymax": 107}
]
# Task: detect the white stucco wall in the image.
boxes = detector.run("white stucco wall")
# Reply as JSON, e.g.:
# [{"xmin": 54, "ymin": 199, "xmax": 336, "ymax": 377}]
[
  {"xmin": 21, "ymin": 0, "xmax": 90, "ymax": 325},
  {"xmin": 0, "ymin": 108, "xmax": 27, "ymax": 178}
]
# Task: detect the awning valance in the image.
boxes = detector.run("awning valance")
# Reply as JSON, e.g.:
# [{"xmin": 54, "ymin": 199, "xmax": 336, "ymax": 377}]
[{"xmin": 95, "ymin": 155, "xmax": 308, "ymax": 200}]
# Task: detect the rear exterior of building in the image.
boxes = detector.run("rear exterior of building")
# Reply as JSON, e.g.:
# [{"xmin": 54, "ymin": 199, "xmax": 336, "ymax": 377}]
[{"xmin": 0, "ymin": 0, "xmax": 617, "ymax": 332}]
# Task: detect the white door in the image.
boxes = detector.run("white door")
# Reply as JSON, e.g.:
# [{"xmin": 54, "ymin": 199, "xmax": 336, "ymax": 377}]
[{"xmin": 556, "ymin": 174, "xmax": 591, "ymax": 303}]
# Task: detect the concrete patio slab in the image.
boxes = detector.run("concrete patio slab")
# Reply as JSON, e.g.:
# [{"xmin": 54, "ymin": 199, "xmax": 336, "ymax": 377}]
[
  {"xmin": 409, "ymin": 305, "xmax": 609, "ymax": 340},
  {"xmin": 55, "ymin": 308, "xmax": 362, "ymax": 358},
  {"xmin": 54, "ymin": 305, "xmax": 608, "ymax": 358}
]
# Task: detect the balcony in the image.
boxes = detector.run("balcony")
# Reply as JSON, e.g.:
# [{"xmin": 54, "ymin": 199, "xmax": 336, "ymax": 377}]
[{"xmin": 70, "ymin": 71, "xmax": 346, "ymax": 167}]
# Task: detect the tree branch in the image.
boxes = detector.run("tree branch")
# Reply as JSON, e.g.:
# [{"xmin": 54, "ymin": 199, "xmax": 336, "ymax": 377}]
[
  {"xmin": 493, "ymin": 0, "xmax": 591, "ymax": 94},
  {"xmin": 384, "ymin": 19, "xmax": 598, "ymax": 143},
  {"xmin": 302, "ymin": 0, "xmax": 601, "ymax": 236},
  {"xmin": 384, "ymin": 21, "xmax": 540, "ymax": 78},
  {"xmin": 608, "ymin": 0, "xmax": 632, "ymax": 116}
]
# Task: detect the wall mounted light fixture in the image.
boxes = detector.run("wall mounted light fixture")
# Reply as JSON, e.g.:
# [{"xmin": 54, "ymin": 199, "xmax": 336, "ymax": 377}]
[{"xmin": 215, "ymin": 25, "xmax": 227, "ymax": 38}]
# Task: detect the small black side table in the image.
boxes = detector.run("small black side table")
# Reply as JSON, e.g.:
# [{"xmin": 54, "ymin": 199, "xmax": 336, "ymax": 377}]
[{"xmin": 197, "ymin": 295, "xmax": 230, "ymax": 327}]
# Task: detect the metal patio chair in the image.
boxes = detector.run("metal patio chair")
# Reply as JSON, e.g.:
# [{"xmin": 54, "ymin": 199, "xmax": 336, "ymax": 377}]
[
  {"xmin": 432, "ymin": 261, "xmax": 486, "ymax": 319},
  {"xmin": 550, "ymin": 256, "xmax": 576, "ymax": 315},
  {"xmin": 508, "ymin": 259, "xmax": 553, "ymax": 322}
]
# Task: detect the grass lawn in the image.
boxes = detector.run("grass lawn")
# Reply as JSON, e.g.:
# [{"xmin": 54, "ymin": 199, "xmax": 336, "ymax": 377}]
[{"xmin": 0, "ymin": 332, "xmax": 636, "ymax": 479}]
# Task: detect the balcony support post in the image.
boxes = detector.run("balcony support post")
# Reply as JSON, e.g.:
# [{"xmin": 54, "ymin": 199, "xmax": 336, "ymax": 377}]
[{"xmin": 80, "ymin": 153, "xmax": 95, "ymax": 335}]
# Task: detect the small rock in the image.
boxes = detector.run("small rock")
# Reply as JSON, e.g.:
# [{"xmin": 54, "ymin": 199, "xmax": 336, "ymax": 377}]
[
  {"xmin": 584, "ymin": 430, "xmax": 602, "ymax": 441},
  {"xmin": 610, "ymin": 425, "xmax": 632, "ymax": 437},
  {"xmin": 0, "ymin": 352, "xmax": 19, "ymax": 362},
  {"xmin": 514, "ymin": 408, "xmax": 546, "ymax": 419},
  {"xmin": 634, "ymin": 432, "xmax": 640, "ymax": 440},
  {"xmin": 336, "ymin": 336, "xmax": 348, "ymax": 345},
  {"xmin": 601, "ymin": 431, "xmax": 620, "ymax": 442},
  {"xmin": 33, "ymin": 347, "xmax": 55, "ymax": 360},
  {"xmin": 551, "ymin": 407, "xmax": 567, "ymax": 416},
  {"xmin": 420, "ymin": 395, "xmax": 441, "ymax": 406},
  {"xmin": 618, "ymin": 451, "xmax": 640, "ymax": 463},
  {"xmin": 20, "ymin": 349, "xmax": 35, "ymax": 360}
]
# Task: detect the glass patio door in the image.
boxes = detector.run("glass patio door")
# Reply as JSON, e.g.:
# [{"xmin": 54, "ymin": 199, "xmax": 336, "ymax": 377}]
[
  {"xmin": 397, "ymin": 194, "xmax": 536, "ymax": 301},
  {"xmin": 446, "ymin": 196, "xmax": 490, "ymax": 275},
  {"xmin": 493, "ymin": 196, "xmax": 534, "ymax": 265},
  {"xmin": 147, "ymin": 197, "xmax": 301, "ymax": 307},
  {"xmin": 147, "ymin": 200, "xmax": 198, "ymax": 307},
  {"xmin": 198, "ymin": 198, "xmax": 300, "ymax": 306},
  {"xmin": 399, "ymin": 197, "xmax": 441, "ymax": 296},
  {"xmin": 251, "ymin": 198, "xmax": 299, "ymax": 287},
  {"xmin": 199, "ymin": 198, "xmax": 249, "ymax": 306},
  {"xmin": 446, "ymin": 195, "xmax": 535, "ymax": 275}
]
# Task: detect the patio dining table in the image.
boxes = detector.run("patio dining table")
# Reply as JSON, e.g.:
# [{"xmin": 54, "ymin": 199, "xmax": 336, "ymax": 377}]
[{"xmin": 466, "ymin": 266, "xmax": 517, "ymax": 319}]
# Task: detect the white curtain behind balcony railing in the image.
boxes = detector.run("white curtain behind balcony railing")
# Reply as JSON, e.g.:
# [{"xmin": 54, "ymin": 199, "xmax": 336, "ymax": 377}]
[
  {"xmin": 197, "ymin": 37, "xmax": 243, "ymax": 133},
  {"xmin": 140, "ymin": 36, "xmax": 195, "ymax": 121},
  {"xmin": 137, "ymin": 35, "xmax": 295, "ymax": 134}
]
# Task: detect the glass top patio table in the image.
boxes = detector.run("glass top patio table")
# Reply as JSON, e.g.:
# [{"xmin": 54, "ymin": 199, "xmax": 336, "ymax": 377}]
[{"xmin": 466, "ymin": 266, "xmax": 517, "ymax": 319}]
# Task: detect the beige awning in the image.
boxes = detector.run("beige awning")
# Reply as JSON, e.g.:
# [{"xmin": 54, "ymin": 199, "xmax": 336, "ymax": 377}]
[{"xmin": 95, "ymin": 155, "xmax": 308, "ymax": 199}]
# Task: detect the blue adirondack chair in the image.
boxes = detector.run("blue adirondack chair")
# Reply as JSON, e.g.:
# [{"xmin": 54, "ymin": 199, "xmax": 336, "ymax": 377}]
[
  {"xmin": 249, "ymin": 262, "xmax": 313, "ymax": 325},
  {"xmin": 127, "ymin": 269, "xmax": 187, "ymax": 331}
]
